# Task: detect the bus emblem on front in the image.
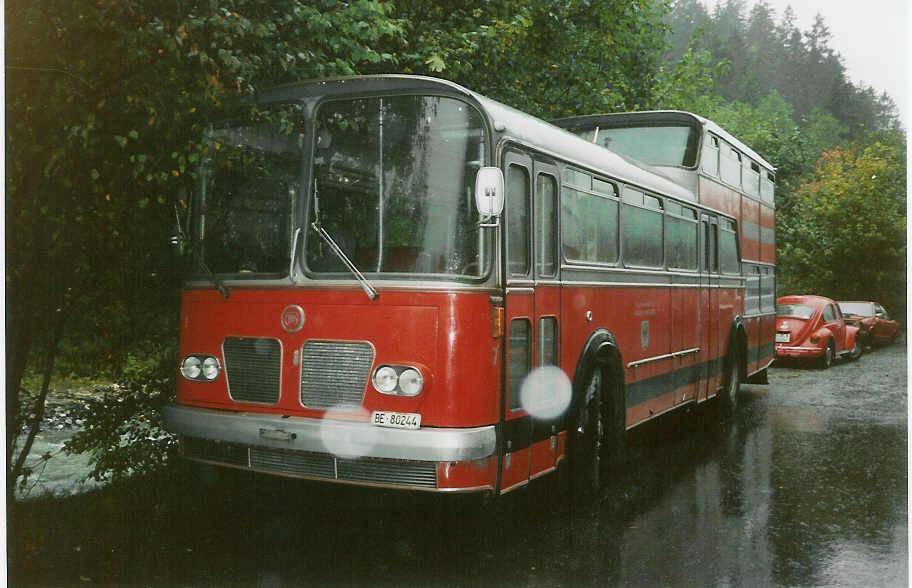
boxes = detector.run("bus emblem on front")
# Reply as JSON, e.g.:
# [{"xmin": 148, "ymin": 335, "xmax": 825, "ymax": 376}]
[{"xmin": 281, "ymin": 305, "xmax": 306, "ymax": 333}]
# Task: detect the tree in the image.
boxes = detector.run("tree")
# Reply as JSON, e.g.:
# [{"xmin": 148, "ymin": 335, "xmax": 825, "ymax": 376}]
[
  {"xmin": 6, "ymin": 0, "xmax": 407, "ymax": 496},
  {"xmin": 392, "ymin": 0, "xmax": 673, "ymax": 118},
  {"xmin": 777, "ymin": 140, "xmax": 906, "ymax": 321}
]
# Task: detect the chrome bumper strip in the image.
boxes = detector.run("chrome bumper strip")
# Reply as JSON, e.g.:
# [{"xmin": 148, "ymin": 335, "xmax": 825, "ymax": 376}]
[{"xmin": 161, "ymin": 404, "xmax": 497, "ymax": 462}]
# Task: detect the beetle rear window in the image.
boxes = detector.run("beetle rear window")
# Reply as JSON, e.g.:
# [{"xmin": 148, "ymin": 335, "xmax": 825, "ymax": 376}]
[{"xmin": 776, "ymin": 304, "xmax": 814, "ymax": 320}]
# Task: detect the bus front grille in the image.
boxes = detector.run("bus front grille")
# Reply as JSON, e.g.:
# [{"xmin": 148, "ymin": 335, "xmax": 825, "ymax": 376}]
[
  {"xmin": 223, "ymin": 337, "xmax": 282, "ymax": 404},
  {"xmin": 182, "ymin": 438, "xmax": 438, "ymax": 489},
  {"xmin": 300, "ymin": 340, "xmax": 374, "ymax": 408}
]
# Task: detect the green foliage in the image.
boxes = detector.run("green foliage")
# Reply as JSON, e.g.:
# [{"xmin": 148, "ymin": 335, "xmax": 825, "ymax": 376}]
[
  {"xmin": 6, "ymin": 0, "xmax": 406, "ymax": 490},
  {"xmin": 392, "ymin": 0, "xmax": 673, "ymax": 118},
  {"xmin": 63, "ymin": 346, "xmax": 178, "ymax": 483},
  {"xmin": 777, "ymin": 141, "xmax": 907, "ymax": 321}
]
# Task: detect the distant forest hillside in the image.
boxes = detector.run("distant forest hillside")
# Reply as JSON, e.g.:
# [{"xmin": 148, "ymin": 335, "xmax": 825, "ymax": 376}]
[{"xmin": 665, "ymin": 0, "xmax": 900, "ymax": 136}]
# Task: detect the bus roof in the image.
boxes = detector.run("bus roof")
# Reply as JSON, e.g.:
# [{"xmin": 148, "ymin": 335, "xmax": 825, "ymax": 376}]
[
  {"xmin": 254, "ymin": 75, "xmax": 696, "ymax": 204},
  {"xmin": 551, "ymin": 110, "xmax": 776, "ymax": 173}
]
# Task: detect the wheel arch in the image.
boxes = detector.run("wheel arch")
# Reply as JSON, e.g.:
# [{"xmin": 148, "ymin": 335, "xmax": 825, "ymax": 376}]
[{"xmin": 567, "ymin": 329, "xmax": 625, "ymax": 425}]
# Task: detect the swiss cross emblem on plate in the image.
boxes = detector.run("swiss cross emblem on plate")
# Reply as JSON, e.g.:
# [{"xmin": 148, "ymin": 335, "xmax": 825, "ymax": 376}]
[{"xmin": 281, "ymin": 305, "xmax": 306, "ymax": 333}]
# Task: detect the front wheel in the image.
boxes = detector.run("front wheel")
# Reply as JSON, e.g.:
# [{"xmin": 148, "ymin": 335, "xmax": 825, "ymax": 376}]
[
  {"xmin": 848, "ymin": 339, "xmax": 863, "ymax": 360},
  {"xmin": 569, "ymin": 366, "xmax": 604, "ymax": 496}
]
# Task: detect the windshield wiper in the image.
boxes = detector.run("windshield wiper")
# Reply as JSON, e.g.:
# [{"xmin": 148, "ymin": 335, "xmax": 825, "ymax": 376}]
[
  {"xmin": 199, "ymin": 259, "xmax": 230, "ymax": 299},
  {"xmin": 311, "ymin": 180, "xmax": 378, "ymax": 301}
]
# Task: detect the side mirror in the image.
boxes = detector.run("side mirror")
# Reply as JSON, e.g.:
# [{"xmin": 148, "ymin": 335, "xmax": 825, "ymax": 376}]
[
  {"xmin": 170, "ymin": 201, "xmax": 188, "ymax": 256},
  {"xmin": 475, "ymin": 167, "xmax": 505, "ymax": 220}
]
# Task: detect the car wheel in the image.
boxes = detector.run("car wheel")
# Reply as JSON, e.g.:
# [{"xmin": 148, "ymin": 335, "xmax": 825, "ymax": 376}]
[
  {"xmin": 849, "ymin": 339, "xmax": 863, "ymax": 360},
  {"xmin": 819, "ymin": 340, "xmax": 834, "ymax": 369}
]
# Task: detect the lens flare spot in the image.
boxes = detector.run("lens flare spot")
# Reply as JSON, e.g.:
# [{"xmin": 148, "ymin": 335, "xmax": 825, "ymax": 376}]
[
  {"xmin": 520, "ymin": 366, "xmax": 572, "ymax": 420},
  {"xmin": 319, "ymin": 404, "xmax": 376, "ymax": 459}
]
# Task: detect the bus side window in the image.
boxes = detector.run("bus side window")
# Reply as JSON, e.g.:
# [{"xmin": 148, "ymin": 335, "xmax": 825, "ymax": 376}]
[
  {"xmin": 622, "ymin": 187, "xmax": 663, "ymax": 268},
  {"xmin": 702, "ymin": 135, "xmax": 720, "ymax": 177},
  {"xmin": 507, "ymin": 164, "xmax": 531, "ymax": 277},
  {"xmin": 744, "ymin": 161, "xmax": 760, "ymax": 198},
  {"xmin": 508, "ymin": 319, "xmax": 531, "ymax": 410},
  {"xmin": 536, "ymin": 173, "xmax": 558, "ymax": 278},
  {"xmin": 760, "ymin": 267, "xmax": 775, "ymax": 312},
  {"xmin": 702, "ymin": 218, "xmax": 718, "ymax": 272},
  {"xmin": 539, "ymin": 316, "xmax": 558, "ymax": 366},
  {"xmin": 720, "ymin": 143, "xmax": 741, "ymax": 187},
  {"xmin": 719, "ymin": 219, "xmax": 739, "ymax": 274},
  {"xmin": 761, "ymin": 170, "xmax": 775, "ymax": 203}
]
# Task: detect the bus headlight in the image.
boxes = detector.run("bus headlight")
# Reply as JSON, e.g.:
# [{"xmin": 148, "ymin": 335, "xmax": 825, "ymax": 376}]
[
  {"xmin": 202, "ymin": 356, "xmax": 221, "ymax": 381},
  {"xmin": 181, "ymin": 354, "xmax": 221, "ymax": 382},
  {"xmin": 373, "ymin": 366, "xmax": 399, "ymax": 394},
  {"xmin": 372, "ymin": 365, "xmax": 425, "ymax": 397},
  {"xmin": 398, "ymin": 368, "xmax": 424, "ymax": 397}
]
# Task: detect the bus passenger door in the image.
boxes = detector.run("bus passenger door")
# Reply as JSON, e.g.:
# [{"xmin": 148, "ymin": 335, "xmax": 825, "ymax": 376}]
[
  {"xmin": 529, "ymin": 160, "xmax": 561, "ymax": 480},
  {"xmin": 500, "ymin": 152, "xmax": 562, "ymax": 493},
  {"xmin": 699, "ymin": 214, "xmax": 720, "ymax": 401},
  {"xmin": 501, "ymin": 151, "xmax": 534, "ymax": 493}
]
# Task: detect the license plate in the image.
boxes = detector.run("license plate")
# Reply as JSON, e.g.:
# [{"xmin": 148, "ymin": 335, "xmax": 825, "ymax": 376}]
[
  {"xmin": 371, "ymin": 411, "xmax": 421, "ymax": 430},
  {"xmin": 775, "ymin": 332, "xmax": 790, "ymax": 343}
]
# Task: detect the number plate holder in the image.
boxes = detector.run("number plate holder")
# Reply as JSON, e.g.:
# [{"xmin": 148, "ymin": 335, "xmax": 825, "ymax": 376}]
[
  {"xmin": 775, "ymin": 332, "xmax": 791, "ymax": 343},
  {"xmin": 371, "ymin": 411, "xmax": 421, "ymax": 430}
]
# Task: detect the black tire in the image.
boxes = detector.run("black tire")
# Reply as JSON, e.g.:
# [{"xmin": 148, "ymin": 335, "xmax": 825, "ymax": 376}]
[
  {"xmin": 569, "ymin": 365, "xmax": 605, "ymax": 496},
  {"xmin": 848, "ymin": 339, "xmax": 863, "ymax": 360},
  {"xmin": 819, "ymin": 340, "xmax": 834, "ymax": 369},
  {"xmin": 720, "ymin": 349, "xmax": 741, "ymax": 416}
]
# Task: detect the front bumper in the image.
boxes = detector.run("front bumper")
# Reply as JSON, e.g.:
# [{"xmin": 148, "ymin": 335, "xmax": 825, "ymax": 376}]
[
  {"xmin": 161, "ymin": 404, "xmax": 499, "ymax": 492},
  {"xmin": 162, "ymin": 404, "xmax": 497, "ymax": 462}
]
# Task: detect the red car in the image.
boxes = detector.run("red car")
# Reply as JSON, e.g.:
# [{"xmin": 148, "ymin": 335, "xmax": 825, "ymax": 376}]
[
  {"xmin": 775, "ymin": 295, "xmax": 862, "ymax": 368},
  {"xmin": 837, "ymin": 301, "xmax": 900, "ymax": 347}
]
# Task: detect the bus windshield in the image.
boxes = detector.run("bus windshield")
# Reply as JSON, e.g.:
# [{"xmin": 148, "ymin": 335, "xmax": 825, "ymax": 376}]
[
  {"xmin": 196, "ymin": 105, "xmax": 305, "ymax": 277},
  {"xmin": 305, "ymin": 95, "xmax": 488, "ymax": 279}
]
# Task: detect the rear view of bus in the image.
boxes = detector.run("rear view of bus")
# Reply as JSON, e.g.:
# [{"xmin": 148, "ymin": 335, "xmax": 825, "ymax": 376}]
[{"xmin": 163, "ymin": 77, "xmax": 507, "ymax": 493}]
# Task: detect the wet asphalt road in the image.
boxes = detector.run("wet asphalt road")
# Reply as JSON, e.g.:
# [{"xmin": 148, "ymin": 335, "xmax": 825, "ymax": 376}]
[{"xmin": 173, "ymin": 341, "xmax": 906, "ymax": 587}]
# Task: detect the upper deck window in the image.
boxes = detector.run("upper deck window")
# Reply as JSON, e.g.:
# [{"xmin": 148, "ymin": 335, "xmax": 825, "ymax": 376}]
[
  {"xmin": 701, "ymin": 135, "xmax": 720, "ymax": 176},
  {"xmin": 564, "ymin": 124, "xmax": 699, "ymax": 168},
  {"xmin": 720, "ymin": 143, "xmax": 741, "ymax": 187},
  {"xmin": 761, "ymin": 170, "xmax": 775, "ymax": 204}
]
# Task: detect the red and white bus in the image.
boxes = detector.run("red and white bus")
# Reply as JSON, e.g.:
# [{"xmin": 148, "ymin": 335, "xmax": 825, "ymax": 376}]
[{"xmin": 162, "ymin": 76, "xmax": 776, "ymax": 496}]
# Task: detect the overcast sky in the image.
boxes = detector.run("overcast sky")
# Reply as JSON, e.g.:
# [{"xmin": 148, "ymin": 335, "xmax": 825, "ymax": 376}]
[{"xmin": 699, "ymin": 0, "xmax": 909, "ymax": 128}]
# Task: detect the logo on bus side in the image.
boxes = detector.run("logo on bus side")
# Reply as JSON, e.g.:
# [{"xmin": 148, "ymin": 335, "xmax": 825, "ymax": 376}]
[
  {"xmin": 281, "ymin": 305, "xmax": 306, "ymax": 333},
  {"xmin": 641, "ymin": 320, "xmax": 650, "ymax": 350}
]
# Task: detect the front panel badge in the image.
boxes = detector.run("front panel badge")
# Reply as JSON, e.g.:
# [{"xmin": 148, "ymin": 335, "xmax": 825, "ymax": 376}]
[{"xmin": 281, "ymin": 305, "xmax": 306, "ymax": 333}]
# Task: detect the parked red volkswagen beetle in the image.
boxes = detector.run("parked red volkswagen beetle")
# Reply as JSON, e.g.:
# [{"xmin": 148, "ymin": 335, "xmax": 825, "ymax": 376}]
[
  {"xmin": 836, "ymin": 301, "xmax": 900, "ymax": 348},
  {"xmin": 775, "ymin": 295, "xmax": 862, "ymax": 368}
]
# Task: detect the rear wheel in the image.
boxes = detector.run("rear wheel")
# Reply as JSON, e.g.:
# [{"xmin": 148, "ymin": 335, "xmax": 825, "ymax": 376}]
[
  {"xmin": 819, "ymin": 340, "xmax": 834, "ymax": 369},
  {"xmin": 720, "ymin": 349, "xmax": 741, "ymax": 416}
]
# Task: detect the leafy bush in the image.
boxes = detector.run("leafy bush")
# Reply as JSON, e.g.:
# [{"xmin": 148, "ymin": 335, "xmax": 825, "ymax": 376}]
[{"xmin": 65, "ymin": 346, "xmax": 178, "ymax": 483}]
